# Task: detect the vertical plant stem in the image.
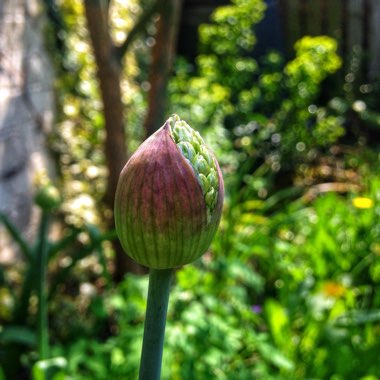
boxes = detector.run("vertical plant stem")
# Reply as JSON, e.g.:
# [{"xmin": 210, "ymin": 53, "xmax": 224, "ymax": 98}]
[
  {"xmin": 37, "ymin": 211, "xmax": 49, "ymax": 359},
  {"xmin": 139, "ymin": 268, "xmax": 173, "ymax": 380}
]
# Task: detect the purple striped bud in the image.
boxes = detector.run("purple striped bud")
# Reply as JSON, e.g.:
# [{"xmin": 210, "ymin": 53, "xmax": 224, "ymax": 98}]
[{"xmin": 114, "ymin": 115, "xmax": 224, "ymax": 269}]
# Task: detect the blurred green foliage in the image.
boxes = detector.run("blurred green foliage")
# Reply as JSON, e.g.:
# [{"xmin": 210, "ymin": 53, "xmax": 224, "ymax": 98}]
[
  {"xmin": 0, "ymin": 192, "xmax": 114, "ymax": 378},
  {"xmin": 170, "ymin": 19, "xmax": 345, "ymax": 181},
  {"xmin": 1, "ymin": 0, "xmax": 380, "ymax": 379},
  {"xmin": 227, "ymin": 175, "xmax": 380, "ymax": 379},
  {"xmin": 32, "ymin": 170, "xmax": 378, "ymax": 380}
]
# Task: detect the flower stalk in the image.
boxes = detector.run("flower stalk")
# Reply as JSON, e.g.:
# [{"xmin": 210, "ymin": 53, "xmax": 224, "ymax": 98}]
[
  {"xmin": 36, "ymin": 211, "xmax": 50, "ymax": 360},
  {"xmin": 35, "ymin": 181, "xmax": 60, "ymax": 360},
  {"xmin": 139, "ymin": 268, "xmax": 173, "ymax": 380}
]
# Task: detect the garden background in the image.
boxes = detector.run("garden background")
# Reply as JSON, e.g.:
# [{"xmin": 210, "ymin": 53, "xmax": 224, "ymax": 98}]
[{"xmin": 0, "ymin": 0, "xmax": 380, "ymax": 379}]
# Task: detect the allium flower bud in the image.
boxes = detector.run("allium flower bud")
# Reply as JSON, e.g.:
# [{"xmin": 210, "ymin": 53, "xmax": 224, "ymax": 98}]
[
  {"xmin": 35, "ymin": 184, "xmax": 61, "ymax": 211},
  {"xmin": 115, "ymin": 115, "xmax": 224, "ymax": 269}
]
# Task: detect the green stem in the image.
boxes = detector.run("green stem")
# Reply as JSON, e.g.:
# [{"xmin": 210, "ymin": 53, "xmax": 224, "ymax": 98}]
[
  {"xmin": 37, "ymin": 211, "xmax": 50, "ymax": 359},
  {"xmin": 139, "ymin": 268, "xmax": 173, "ymax": 380}
]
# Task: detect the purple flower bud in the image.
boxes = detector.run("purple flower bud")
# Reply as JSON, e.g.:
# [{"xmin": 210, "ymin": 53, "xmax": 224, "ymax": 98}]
[{"xmin": 114, "ymin": 115, "xmax": 224, "ymax": 269}]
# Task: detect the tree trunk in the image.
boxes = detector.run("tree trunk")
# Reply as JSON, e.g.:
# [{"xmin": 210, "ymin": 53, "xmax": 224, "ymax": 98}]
[
  {"xmin": 84, "ymin": 1, "xmax": 145, "ymax": 278},
  {"xmin": 143, "ymin": 0, "xmax": 183, "ymax": 137}
]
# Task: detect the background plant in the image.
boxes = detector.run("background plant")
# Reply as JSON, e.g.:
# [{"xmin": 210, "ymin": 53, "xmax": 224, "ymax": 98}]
[{"xmin": 0, "ymin": 182, "xmax": 113, "ymax": 378}]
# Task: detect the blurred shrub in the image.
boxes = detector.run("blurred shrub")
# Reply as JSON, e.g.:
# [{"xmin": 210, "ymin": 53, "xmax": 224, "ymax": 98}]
[
  {"xmin": 56, "ymin": 256, "xmax": 294, "ymax": 380},
  {"xmin": 170, "ymin": 35, "xmax": 344, "ymax": 178},
  {"xmin": 225, "ymin": 167, "xmax": 380, "ymax": 379},
  {"xmin": 169, "ymin": 0, "xmax": 369, "ymax": 216}
]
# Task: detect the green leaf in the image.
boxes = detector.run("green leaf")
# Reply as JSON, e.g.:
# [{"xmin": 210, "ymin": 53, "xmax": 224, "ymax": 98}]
[
  {"xmin": 0, "ymin": 326, "xmax": 36, "ymax": 347},
  {"xmin": 32, "ymin": 357, "xmax": 68, "ymax": 380},
  {"xmin": 48, "ymin": 228, "xmax": 81, "ymax": 259},
  {"xmin": 265, "ymin": 299, "xmax": 291, "ymax": 350},
  {"xmin": 335, "ymin": 310, "xmax": 380, "ymax": 327},
  {"xmin": 0, "ymin": 213, "xmax": 33, "ymax": 262}
]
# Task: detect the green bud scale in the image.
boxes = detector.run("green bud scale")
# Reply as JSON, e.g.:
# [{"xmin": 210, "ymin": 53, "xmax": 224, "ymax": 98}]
[{"xmin": 115, "ymin": 115, "xmax": 224, "ymax": 269}]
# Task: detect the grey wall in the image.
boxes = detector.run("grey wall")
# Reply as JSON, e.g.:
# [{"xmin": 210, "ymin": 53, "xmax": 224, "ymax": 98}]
[{"xmin": 0, "ymin": 0, "xmax": 55, "ymax": 262}]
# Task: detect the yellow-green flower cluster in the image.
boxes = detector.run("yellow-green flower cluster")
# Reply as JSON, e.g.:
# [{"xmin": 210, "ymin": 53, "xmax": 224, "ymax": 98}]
[{"xmin": 169, "ymin": 115, "xmax": 219, "ymax": 218}]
